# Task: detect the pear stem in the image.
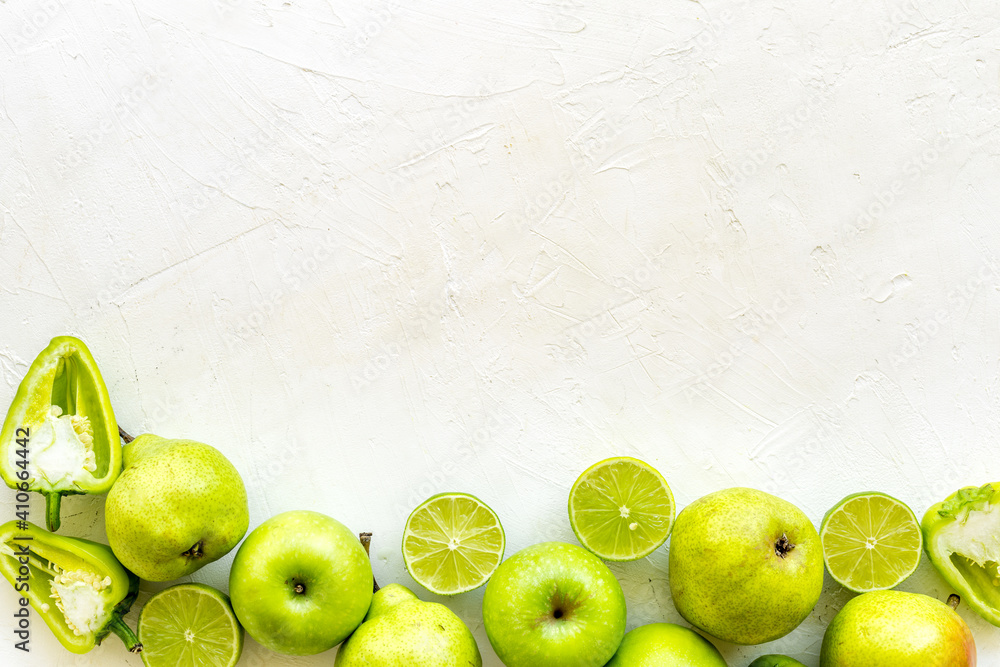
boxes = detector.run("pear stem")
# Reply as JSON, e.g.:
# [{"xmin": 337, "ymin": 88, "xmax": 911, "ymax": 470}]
[
  {"xmin": 182, "ymin": 541, "xmax": 204, "ymax": 561},
  {"xmin": 107, "ymin": 616, "xmax": 143, "ymax": 653},
  {"xmin": 774, "ymin": 533, "xmax": 795, "ymax": 558},
  {"xmin": 948, "ymin": 594, "xmax": 961, "ymax": 610},
  {"xmin": 44, "ymin": 492, "xmax": 62, "ymax": 532},
  {"xmin": 118, "ymin": 426, "xmax": 134, "ymax": 444},
  {"xmin": 359, "ymin": 532, "xmax": 380, "ymax": 592}
]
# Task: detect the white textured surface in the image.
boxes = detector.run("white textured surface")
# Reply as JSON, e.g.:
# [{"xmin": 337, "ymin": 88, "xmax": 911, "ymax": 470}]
[{"xmin": 2, "ymin": 1, "xmax": 999, "ymax": 665}]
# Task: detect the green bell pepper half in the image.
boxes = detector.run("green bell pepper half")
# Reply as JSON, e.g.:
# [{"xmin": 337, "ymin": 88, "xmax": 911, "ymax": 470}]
[
  {"xmin": 922, "ymin": 482, "xmax": 1000, "ymax": 626},
  {"xmin": 0, "ymin": 336, "xmax": 122, "ymax": 531},
  {"xmin": 0, "ymin": 520, "xmax": 141, "ymax": 654}
]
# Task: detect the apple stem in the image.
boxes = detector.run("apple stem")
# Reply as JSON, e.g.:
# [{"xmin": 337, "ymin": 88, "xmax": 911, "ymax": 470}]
[
  {"xmin": 119, "ymin": 426, "xmax": 134, "ymax": 444},
  {"xmin": 948, "ymin": 594, "xmax": 961, "ymax": 610},
  {"xmin": 359, "ymin": 532, "xmax": 380, "ymax": 592}
]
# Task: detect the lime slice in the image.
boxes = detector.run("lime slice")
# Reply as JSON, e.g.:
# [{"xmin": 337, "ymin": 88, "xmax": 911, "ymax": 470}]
[
  {"xmin": 820, "ymin": 491, "xmax": 923, "ymax": 593},
  {"xmin": 402, "ymin": 492, "xmax": 505, "ymax": 596},
  {"xmin": 138, "ymin": 583, "xmax": 243, "ymax": 667},
  {"xmin": 568, "ymin": 456, "xmax": 675, "ymax": 561}
]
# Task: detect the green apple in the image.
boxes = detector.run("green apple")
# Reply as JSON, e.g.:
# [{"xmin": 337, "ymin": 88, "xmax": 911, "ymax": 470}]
[
  {"xmin": 105, "ymin": 434, "xmax": 249, "ymax": 581},
  {"xmin": 482, "ymin": 541, "xmax": 626, "ymax": 667},
  {"xmin": 606, "ymin": 623, "xmax": 727, "ymax": 666},
  {"xmin": 820, "ymin": 590, "xmax": 975, "ymax": 666},
  {"xmin": 229, "ymin": 510, "xmax": 373, "ymax": 656},
  {"xmin": 748, "ymin": 656, "xmax": 807, "ymax": 667},
  {"xmin": 335, "ymin": 583, "xmax": 481, "ymax": 666},
  {"xmin": 669, "ymin": 487, "xmax": 823, "ymax": 645}
]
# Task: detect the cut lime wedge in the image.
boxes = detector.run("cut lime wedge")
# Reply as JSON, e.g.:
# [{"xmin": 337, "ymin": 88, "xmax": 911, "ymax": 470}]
[
  {"xmin": 402, "ymin": 492, "xmax": 505, "ymax": 595},
  {"xmin": 820, "ymin": 491, "xmax": 922, "ymax": 593},
  {"xmin": 138, "ymin": 583, "xmax": 243, "ymax": 667},
  {"xmin": 568, "ymin": 456, "xmax": 675, "ymax": 561}
]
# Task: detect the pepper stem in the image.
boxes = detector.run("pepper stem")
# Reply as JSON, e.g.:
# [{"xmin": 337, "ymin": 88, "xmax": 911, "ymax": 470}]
[
  {"xmin": 360, "ymin": 532, "xmax": 380, "ymax": 592},
  {"xmin": 44, "ymin": 492, "xmax": 62, "ymax": 532},
  {"xmin": 107, "ymin": 616, "xmax": 143, "ymax": 653}
]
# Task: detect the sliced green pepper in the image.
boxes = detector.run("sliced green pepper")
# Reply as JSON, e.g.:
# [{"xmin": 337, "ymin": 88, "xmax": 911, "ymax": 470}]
[
  {"xmin": 0, "ymin": 336, "xmax": 121, "ymax": 531},
  {"xmin": 922, "ymin": 482, "xmax": 1000, "ymax": 626},
  {"xmin": 0, "ymin": 520, "xmax": 141, "ymax": 653}
]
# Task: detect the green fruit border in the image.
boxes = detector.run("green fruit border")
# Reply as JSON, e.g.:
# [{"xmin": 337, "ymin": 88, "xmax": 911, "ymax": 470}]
[{"xmin": 0, "ymin": 335, "xmax": 989, "ymax": 667}]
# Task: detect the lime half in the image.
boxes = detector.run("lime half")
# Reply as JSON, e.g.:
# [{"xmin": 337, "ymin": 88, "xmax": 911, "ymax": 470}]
[
  {"xmin": 568, "ymin": 456, "xmax": 675, "ymax": 561},
  {"xmin": 138, "ymin": 583, "xmax": 243, "ymax": 667},
  {"xmin": 820, "ymin": 491, "xmax": 922, "ymax": 593},
  {"xmin": 402, "ymin": 492, "xmax": 505, "ymax": 595}
]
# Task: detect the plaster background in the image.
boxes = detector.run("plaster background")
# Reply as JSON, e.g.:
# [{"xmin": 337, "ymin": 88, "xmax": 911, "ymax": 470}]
[{"xmin": 2, "ymin": 0, "xmax": 999, "ymax": 664}]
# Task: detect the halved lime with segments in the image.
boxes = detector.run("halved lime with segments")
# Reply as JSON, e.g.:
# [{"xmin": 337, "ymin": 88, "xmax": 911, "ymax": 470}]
[
  {"xmin": 402, "ymin": 492, "xmax": 505, "ymax": 595},
  {"xmin": 138, "ymin": 583, "xmax": 243, "ymax": 667},
  {"xmin": 568, "ymin": 456, "xmax": 676, "ymax": 561},
  {"xmin": 820, "ymin": 491, "xmax": 922, "ymax": 593}
]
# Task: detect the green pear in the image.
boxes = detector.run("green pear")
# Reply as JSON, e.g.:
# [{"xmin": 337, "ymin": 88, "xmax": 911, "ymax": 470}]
[
  {"xmin": 104, "ymin": 434, "xmax": 249, "ymax": 581},
  {"xmin": 335, "ymin": 584, "xmax": 482, "ymax": 666},
  {"xmin": 748, "ymin": 656, "xmax": 807, "ymax": 667},
  {"xmin": 820, "ymin": 590, "xmax": 976, "ymax": 666},
  {"xmin": 669, "ymin": 487, "xmax": 824, "ymax": 645}
]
